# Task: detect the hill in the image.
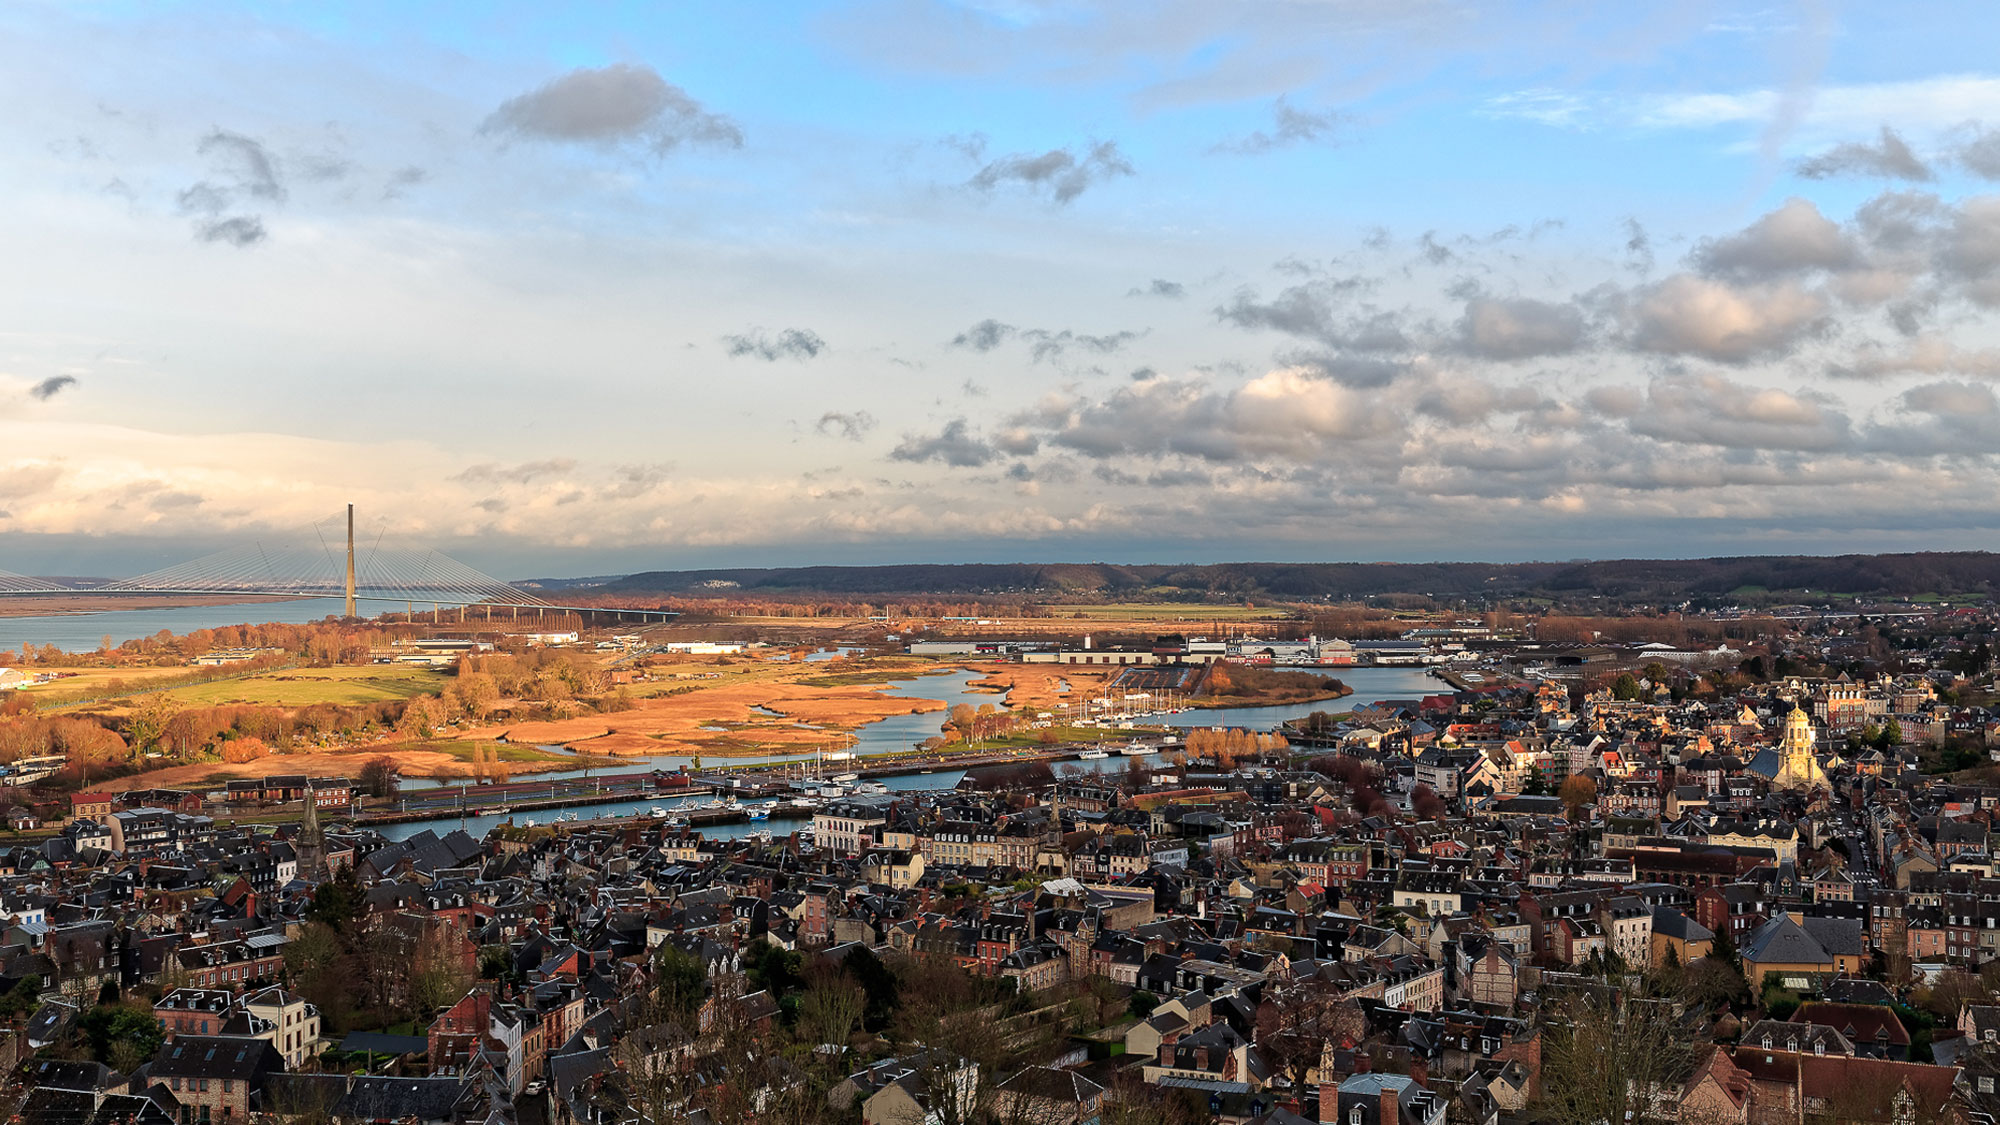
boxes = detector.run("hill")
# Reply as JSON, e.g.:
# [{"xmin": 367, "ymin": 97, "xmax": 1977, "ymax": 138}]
[{"xmin": 569, "ymin": 552, "xmax": 2000, "ymax": 606}]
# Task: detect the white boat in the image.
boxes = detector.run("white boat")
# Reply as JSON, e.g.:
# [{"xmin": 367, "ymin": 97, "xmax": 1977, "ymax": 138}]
[
  {"xmin": 649, "ymin": 807, "xmax": 668, "ymax": 819},
  {"xmin": 854, "ymin": 782, "xmax": 888, "ymax": 796},
  {"xmin": 523, "ymin": 818, "xmax": 537, "ymax": 827},
  {"xmin": 1121, "ymin": 743, "xmax": 1151, "ymax": 756},
  {"xmin": 747, "ymin": 808, "xmax": 769, "ymax": 820},
  {"xmin": 831, "ymin": 772, "xmax": 859, "ymax": 783},
  {"xmin": 1078, "ymin": 750, "xmax": 1110, "ymax": 760}
]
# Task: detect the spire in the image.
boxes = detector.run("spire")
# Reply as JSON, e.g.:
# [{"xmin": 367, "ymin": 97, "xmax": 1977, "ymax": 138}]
[{"xmin": 296, "ymin": 783, "xmax": 328, "ymax": 882}]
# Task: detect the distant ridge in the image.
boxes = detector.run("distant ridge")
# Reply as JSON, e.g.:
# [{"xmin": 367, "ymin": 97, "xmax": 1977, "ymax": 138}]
[{"xmin": 574, "ymin": 552, "xmax": 2000, "ymax": 604}]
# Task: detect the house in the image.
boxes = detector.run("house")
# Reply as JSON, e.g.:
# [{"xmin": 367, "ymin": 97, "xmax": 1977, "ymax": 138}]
[
  {"xmin": 1327, "ymin": 1071, "xmax": 1448, "ymax": 1125},
  {"xmin": 992, "ymin": 1066, "xmax": 1106, "ymax": 1125},
  {"xmin": 1738, "ymin": 915, "xmax": 1838, "ymax": 989},
  {"xmin": 830, "ymin": 1052, "xmax": 979, "ymax": 1125},
  {"xmin": 149, "ymin": 1035, "xmax": 283, "ymax": 1121}
]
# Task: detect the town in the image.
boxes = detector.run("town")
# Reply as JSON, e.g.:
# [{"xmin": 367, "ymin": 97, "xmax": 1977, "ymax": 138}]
[{"xmin": 0, "ymin": 594, "xmax": 1998, "ymax": 1125}]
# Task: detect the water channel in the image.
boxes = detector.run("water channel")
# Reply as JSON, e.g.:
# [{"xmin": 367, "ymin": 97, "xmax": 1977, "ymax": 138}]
[{"xmin": 369, "ymin": 664, "xmax": 1442, "ymax": 842}]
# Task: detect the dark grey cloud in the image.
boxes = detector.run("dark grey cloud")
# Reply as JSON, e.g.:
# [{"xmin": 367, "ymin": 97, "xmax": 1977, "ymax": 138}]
[
  {"xmin": 482, "ymin": 63, "xmax": 743, "ymax": 153},
  {"xmin": 176, "ymin": 130, "xmax": 284, "ymax": 246},
  {"xmin": 949, "ymin": 319, "xmax": 1137, "ymax": 362},
  {"xmin": 383, "ymin": 166, "xmax": 428, "ymax": 200},
  {"xmin": 198, "ymin": 130, "xmax": 286, "ymax": 201},
  {"xmin": 1623, "ymin": 217, "xmax": 1654, "ymax": 275},
  {"xmin": 816, "ymin": 411, "xmax": 878, "ymax": 440},
  {"xmin": 1212, "ymin": 97, "xmax": 1345, "ymax": 155},
  {"xmin": 889, "ymin": 419, "xmax": 996, "ymax": 467},
  {"xmin": 1456, "ymin": 297, "xmax": 1587, "ymax": 360},
  {"xmin": 1796, "ymin": 126, "xmax": 1933, "ymax": 182},
  {"xmin": 28, "ymin": 376, "xmax": 76, "ymax": 401},
  {"xmin": 1127, "ymin": 278, "xmax": 1185, "ymax": 299},
  {"xmin": 450, "ymin": 458, "xmax": 576, "ymax": 485},
  {"xmin": 966, "ymin": 140, "xmax": 1132, "ymax": 204},
  {"xmin": 723, "ymin": 328, "xmax": 827, "ymax": 361},
  {"xmin": 194, "ymin": 216, "xmax": 267, "ymax": 247},
  {"xmin": 952, "ymin": 319, "xmax": 1015, "ymax": 352},
  {"xmin": 1280, "ymin": 351, "xmax": 1407, "ymax": 389},
  {"xmin": 1215, "ymin": 279, "xmax": 1406, "ymax": 356},
  {"xmin": 1023, "ymin": 328, "xmax": 1138, "ymax": 362}
]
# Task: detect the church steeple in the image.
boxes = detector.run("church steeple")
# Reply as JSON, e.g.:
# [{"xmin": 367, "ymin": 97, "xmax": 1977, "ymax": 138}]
[{"xmin": 296, "ymin": 783, "xmax": 328, "ymax": 881}]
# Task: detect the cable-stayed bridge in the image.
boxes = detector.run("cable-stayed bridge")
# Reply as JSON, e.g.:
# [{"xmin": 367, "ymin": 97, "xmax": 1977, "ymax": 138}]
[{"xmin": 1, "ymin": 506, "xmax": 673, "ymax": 624}]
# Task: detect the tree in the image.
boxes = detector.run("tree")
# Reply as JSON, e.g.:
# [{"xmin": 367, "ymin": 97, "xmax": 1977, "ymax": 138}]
[
  {"xmin": 1611, "ymin": 673, "xmax": 1642, "ymax": 701},
  {"xmin": 650, "ymin": 943, "xmax": 708, "ymax": 1023},
  {"xmin": 407, "ymin": 926, "xmax": 475, "ymax": 1021},
  {"xmin": 1537, "ymin": 990, "xmax": 1714, "ymax": 1125},
  {"xmin": 305, "ymin": 864, "xmax": 363, "ymax": 933},
  {"xmin": 80, "ymin": 1005, "xmax": 163, "ymax": 1068},
  {"xmin": 798, "ymin": 963, "xmax": 865, "ymax": 1049},
  {"xmin": 1559, "ymin": 774, "xmax": 1598, "ymax": 822},
  {"xmin": 358, "ymin": 755, "xmax": 399, "ymax": 799},
  {"xmin": 1410, "ymin": 783, "xmax": 1446, "ymax": 819}
]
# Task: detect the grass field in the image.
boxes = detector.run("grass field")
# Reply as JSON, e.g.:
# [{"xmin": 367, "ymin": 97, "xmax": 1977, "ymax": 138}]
[
  {"xmin": 415, "ymin": 738, "xmax": 608, "ymax": 766},
  {"xmin": 156, "ymin": 665, "xmax": 448, "ymax": 707},
  {"xmin": 21, "ymin": 666, "xmax": 195, "ymax": 695}
]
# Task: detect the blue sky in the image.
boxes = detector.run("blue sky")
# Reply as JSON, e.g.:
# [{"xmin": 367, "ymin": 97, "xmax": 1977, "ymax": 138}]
[{"xmin": 6, "ymin": 1, "xmax": 2000, "ymax": 577}]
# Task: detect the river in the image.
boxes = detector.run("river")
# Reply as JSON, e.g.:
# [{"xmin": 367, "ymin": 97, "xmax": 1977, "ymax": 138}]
[
  {"xmin": 369, "ymin": 663, "xmax": 1444, "ymax": 842},
  {"xmin": 0, "ymin": 597, "xmax": 360, "ymax": 653}
]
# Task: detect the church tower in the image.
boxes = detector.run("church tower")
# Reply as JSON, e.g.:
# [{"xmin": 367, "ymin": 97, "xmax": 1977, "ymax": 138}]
[
  {"xmin": 1773, "ymin": 704, "xmax": 1828, "ymax": 791},
  {"xmin": 296, "ymin": 784, "xmax": 329, "ymax": 881}
]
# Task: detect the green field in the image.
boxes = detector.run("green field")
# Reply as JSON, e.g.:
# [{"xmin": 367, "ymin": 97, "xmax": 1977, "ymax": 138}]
[{"xmin": 158, "ymin": 665, "xmax": 448, "ymax": 706}]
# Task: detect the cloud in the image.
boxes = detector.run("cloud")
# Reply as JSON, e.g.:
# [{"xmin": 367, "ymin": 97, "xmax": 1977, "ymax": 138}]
[
  {"xmin": 28, "ymin": 376, "xmax": 76, "ymax": 401},
  {"xmin": 481, "ymin": 63, "xmax": 743, "ymax": 153},
  {"xmin": 1213, "ymin": 97, "xmax": 1344, "ymax": 154},
  {"xmin": 1022, "ymin": 328, "xmax": 1138, "ymax": 363},
  {"xmin": 1128, "ymin": 278, "xmax": 1185, "ymax": 299},
  {"xmin": 602, "ymin": 462, "xmax": 672, "ymax": 499},
  {"xmin": 176, "ymin": 130, "xmax": 283, "ymax": 246},
  {"xmin": 194, "ymin": 216, "xmax": 267, "ymax": 247},
  {"xmin": 1623, "ymin": 274, "xmax": 1828, "ymax": 362},
  {"xmin": 723, "ymin": 328, "xmax": 827, "ymax": 361},
  {"xmin": 889, "ymin": 419, "xmax": 996, "ymax": 467},
  {"xmin": 948, "ymin": 320, "xmax": 1137, "ymax": 362},
  {"xmin": 1623, "ymin": 218, "xmax": 1654, "ymax": 275},
  {"xmin": 1694, "ymin": 198, "xmax": 1855, "ymax": 278},
  {"xmin": 197, "ymin": 130, "xmax": 285, "ymax": 201},
  {"xmin": 951, "ymin": 319, "xmax": 1015, "ymax": 351},
  {"xmin": 816, "ymin": 411, "xmax": 878, "ymax": 441},
  {"xmin": 1796, "ymin": 125, "xmax": 1933, "ymax": 181},
  {"xmin": 382, "ymin": 166, "xmax": 428, "ymax": 200},
  {"xmin": 966, "ymin": 140, "xmax": 1132, "ymax": 203},
  {"xmin": 1457, "ymin": 297, "xmax": 1587, "ymax": 360},
  {"xmin": 1828, "ymin": 336, "xmax": 2000, "ymax": 380},
  {"xmin": 1953, "ymin": 124, "xmax": 2000, "ymax": 180},
  {"xmin": 1019, "ymin": 366, "xmax": 1395, "ymax": 464},
  {"xmin": 449, "ymin": 459, "xmax": 577, "ymax": 485},
  {"xmin": 1603, "ymin": 373, "xmax": 1852, "ymax": 452}
]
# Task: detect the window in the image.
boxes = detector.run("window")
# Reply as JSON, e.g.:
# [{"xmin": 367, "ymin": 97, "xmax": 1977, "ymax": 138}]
[{"xmin": 1349, "ymin": 1109, "xmax": 1364, "ymax": 1125}]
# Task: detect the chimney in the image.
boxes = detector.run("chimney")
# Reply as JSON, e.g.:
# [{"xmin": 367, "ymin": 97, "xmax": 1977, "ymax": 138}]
[{"xmin": 1380, "ymin": 1085, "xmax": 1400, "ymax": 1125}]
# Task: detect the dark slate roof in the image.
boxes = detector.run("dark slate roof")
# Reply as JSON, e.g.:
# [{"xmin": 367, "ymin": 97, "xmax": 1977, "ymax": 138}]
[{"xmin": 1740, "ymin": 914, "xmax": 1832, "ymax": 967}]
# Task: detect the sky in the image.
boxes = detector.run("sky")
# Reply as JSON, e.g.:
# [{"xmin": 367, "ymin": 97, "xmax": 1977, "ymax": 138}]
[{"xmin": 8, "ymin": 1, "xmax": 2000, "ymax": 580}]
